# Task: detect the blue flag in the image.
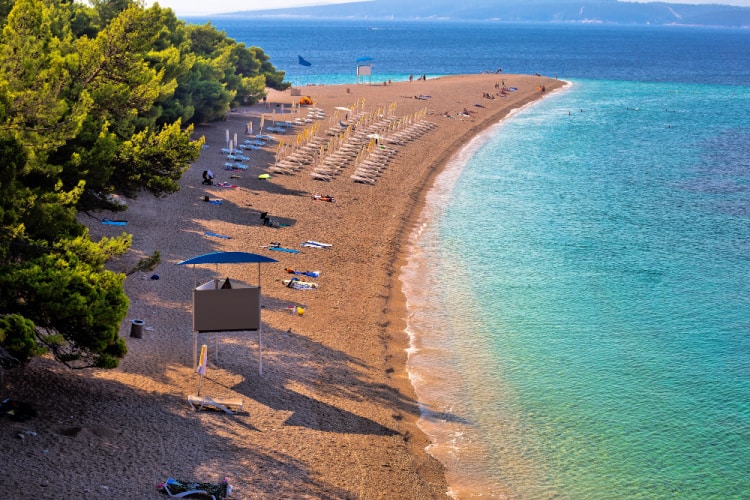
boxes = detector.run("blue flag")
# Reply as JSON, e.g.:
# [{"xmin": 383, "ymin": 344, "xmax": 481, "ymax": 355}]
[{"xmin": 298, "ymin": 55, "xmax": 312, "ymax": 67}]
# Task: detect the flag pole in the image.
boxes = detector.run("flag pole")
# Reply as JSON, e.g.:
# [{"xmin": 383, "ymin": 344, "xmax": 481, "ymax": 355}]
[{"xmin": 297, "ymin": 55, "xmax": 312, "ymax": 88}]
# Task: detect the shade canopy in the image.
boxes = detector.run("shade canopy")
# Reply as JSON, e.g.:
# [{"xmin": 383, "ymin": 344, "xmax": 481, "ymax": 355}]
[
  {"xmin": 178, "ymin": 251, "xmax": 277, "ymax": 266},
  {"xmin": 356, "ymin": 56, "xmax": 374, "ymax": 63}
]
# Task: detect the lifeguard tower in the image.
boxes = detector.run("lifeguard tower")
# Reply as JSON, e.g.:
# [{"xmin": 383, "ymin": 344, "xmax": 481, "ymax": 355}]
[
  {"xmin": 356, "ymin": 56, "xmax": 374, "ymax": 84},
  {"xmin": 178, "ymin": 251, "xmax": 277, "ymax": 375}
]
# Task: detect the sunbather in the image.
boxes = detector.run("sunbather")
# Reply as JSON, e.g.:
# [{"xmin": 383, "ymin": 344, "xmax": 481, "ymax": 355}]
[{"xmin": 202, "ymin": 170, "xmax": 214, "ymax": 185}]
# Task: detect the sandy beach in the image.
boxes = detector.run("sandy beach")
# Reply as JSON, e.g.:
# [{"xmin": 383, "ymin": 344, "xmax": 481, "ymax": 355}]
[{"xmin": 1, "ymin": 74, "xmax": 564, "ymax": 499}]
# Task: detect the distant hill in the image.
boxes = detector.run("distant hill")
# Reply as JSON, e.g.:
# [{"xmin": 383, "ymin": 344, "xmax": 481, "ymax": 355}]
[{"xmin": 222, "ymin": 0, "xmax": 750, "ymax": 27}]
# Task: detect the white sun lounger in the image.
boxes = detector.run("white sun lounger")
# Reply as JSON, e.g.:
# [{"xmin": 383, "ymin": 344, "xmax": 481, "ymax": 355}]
[{"xmin": 188, "ymin": 395, "xmax": 243, "ymax": 414}]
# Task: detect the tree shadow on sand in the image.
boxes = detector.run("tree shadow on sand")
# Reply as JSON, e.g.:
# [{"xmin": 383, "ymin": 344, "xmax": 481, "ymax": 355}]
[
  {"xmin": 212, "ymin": 323, "xmax": 470, "ymax": 435},
  {"xmin": 0, "ymin": 358, "xmax": 355, "ymax": 499}
]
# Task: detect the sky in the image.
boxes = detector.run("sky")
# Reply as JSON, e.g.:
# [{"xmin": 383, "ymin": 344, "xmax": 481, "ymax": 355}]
[{"xmin": 152, "ymin": 0, "xmax": 750, "ymax": 16}]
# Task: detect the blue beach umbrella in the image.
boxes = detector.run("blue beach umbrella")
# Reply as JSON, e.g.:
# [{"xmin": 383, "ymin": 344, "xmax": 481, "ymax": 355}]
[
  {"xmin": 178, "ymin": 252, "xmax": 277, "ymax": 284},
  {"xmin": 178, "ymin": 251, "xmax": 277, "ymax": 265}
]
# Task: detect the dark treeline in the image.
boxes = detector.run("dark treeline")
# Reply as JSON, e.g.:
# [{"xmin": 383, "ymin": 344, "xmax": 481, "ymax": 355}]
[{"xmin": 0, "ymin": 0, "xmax": 289, "ymax": 369}]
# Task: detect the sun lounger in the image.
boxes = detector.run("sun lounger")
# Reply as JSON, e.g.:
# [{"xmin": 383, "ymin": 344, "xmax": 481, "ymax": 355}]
[
  {"xmin": 188, "ymin": 395, "xmax": 243, "ymax": 414},
  {"xmin": 311, "ymin": 172, "xmax": 332, "ymax": 181},
  {"xmin": 351, "ymin": 175, "xmax": 376, "ymax": 185},
  {"xmin": 269, "ymin": 166, "xmax": 293, "ymax": 175}
]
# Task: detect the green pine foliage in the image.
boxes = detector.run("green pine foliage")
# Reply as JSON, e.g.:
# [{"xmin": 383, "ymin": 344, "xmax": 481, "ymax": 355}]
[{"xmin": 0, "ymin": 0, "xmax": 289, "ymax": 368}]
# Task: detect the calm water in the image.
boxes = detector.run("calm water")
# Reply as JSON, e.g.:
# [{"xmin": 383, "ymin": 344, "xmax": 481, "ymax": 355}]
[{"xmin": 190, "ymin": 18, "xmax": 750, "ymax": 498}]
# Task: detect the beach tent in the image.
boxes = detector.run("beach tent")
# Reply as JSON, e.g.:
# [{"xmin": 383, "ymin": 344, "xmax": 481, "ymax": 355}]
[{"xmin": 178, "ymin": 252, "xmax": 277, "ymax": 375}]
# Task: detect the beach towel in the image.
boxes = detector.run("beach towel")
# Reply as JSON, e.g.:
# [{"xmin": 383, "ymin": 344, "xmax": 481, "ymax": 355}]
[
  {"xmin": 158, "ymin": 477, "xmax": 232, "ymax": 500},
  {"xmin": 267, "ymin": 245, "xmax": 299, "ymax": 254},
  {"xmin": 101, "ymin": 219, "xmax": 127, "ymax": 226},
  {"xmin": 263, "ymin": 218, "xmax": 290, "ymax": 228},
  {"xmin": 258, "ymin": 174, "xmax": 271, "ymax": 180},
  {"xmin": 284, "ymin": 278, "xmax": 318, "ymax": 290},
  {"xmin": 216, "ymin": 182, "xmax": 238, "ymax": 188},
  {"xmin": 205, "ymin": 231, "xmax": 231, "ymax": 239},
  {"xmin": 285, "ymin": 268, "xmax": 320, "ymax": 278}
]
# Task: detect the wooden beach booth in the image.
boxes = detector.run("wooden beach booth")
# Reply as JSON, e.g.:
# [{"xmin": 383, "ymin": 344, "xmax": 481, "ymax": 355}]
[{"xmin": 178, "ymin": 251, "xmax": 277, "ymax": 376}]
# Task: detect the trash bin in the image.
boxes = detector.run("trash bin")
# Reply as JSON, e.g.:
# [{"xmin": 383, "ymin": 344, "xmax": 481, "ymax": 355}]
[{"xmin": 130, "ymin": 319, "xmax": 145, "ymax": 338}]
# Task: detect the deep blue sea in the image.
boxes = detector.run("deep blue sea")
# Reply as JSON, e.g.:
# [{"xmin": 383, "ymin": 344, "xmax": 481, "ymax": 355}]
[{"xmin": 189, "ymin": 18, "xmax": 750, "ymax": 498}]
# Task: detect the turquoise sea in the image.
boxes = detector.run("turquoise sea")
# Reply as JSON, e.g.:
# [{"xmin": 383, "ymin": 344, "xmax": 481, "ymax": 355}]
[
  {"xmin": 404, "ymin": 80, "xmax": 750, "ymax": 498},
  {"xmin": 191, "ymin": 18, "xmax": 750, "ymax": 498}
]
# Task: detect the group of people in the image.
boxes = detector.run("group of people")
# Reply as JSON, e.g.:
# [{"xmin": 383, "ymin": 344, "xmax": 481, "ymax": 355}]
[{"xmin": 408, "ymin": 74, "xmax": 427, "ymax": 82}]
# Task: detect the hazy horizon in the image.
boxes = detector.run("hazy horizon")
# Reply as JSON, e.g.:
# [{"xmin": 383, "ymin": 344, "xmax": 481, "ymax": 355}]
[{"xmin": 152, "ymin": 0, "xmax": 750, "ymax": 17}]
